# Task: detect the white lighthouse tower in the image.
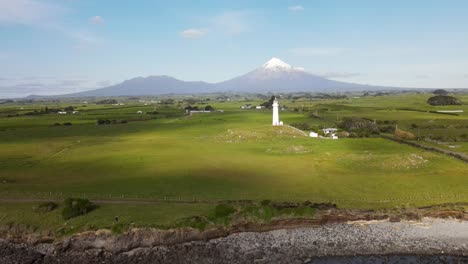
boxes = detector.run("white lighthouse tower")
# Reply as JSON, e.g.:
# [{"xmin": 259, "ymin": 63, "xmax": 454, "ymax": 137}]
[{"xmin": 272, "ymin": 98, "xmax": 282, "ymax": 126}]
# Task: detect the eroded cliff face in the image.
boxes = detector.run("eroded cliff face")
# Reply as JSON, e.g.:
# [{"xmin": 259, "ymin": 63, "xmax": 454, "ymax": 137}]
[
  {"xmin": 1, "ymin": 218, "xmax": 468, "ymax": 264},
  {"xmin": 1, "ymin": 206, "xmax": 467, "ymax": 264}
]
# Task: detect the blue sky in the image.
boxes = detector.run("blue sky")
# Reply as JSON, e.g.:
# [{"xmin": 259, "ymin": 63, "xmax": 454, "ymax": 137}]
[{"xmin": 1, "ymin": 0, "xmax": 468, "ymax": 97}]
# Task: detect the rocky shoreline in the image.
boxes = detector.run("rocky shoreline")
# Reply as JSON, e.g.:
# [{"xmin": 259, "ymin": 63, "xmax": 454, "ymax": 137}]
[{"xmin": 1, "ymin": 218, "xmax": 467, "ymax": 263}]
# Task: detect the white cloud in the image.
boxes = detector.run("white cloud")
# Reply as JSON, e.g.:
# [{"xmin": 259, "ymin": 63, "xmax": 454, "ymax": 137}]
[
  {"xmin": 289, "ymin": 47, "xmax": 347, "ymax": 56},
  {"xmin": 89, "ymin": 16, "xmax": 104, "ymax": 24},
  {"xmin": 0, "ymin": 1, "xmax": 101, "ymax": 49},
  {"xmin": 0, "ymin": 77, "xmax": 103, "ymax": 98},
  {"xmin": 213, "ymin": 11, "xmax": 252, "ymax": 35},
  {"xmin": 288, "ymin": 5, "xmax": 304, "ymax": 12},
  {"xmin": 180, "ymin": 28, "xmax": 208, "ymax": 39}
]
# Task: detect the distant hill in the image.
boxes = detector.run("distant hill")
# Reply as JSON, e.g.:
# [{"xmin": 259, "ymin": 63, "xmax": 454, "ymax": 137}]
[
  {"xmin": 55, "ymin": 58, "xmax": 397, "ymax": 98},
  {"xmin": 69, "ymin": 75, "xmax": 214, "ymax": 97}
]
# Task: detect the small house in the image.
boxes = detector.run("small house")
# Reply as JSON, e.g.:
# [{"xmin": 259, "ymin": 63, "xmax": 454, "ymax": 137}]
[
  {"xmin": 309, "ymin": 131, "xmax": 318, "ymax": 138},
  {"xmin": 58, "ymin": 111, "xmax": 67, "ymax": 115},
  {"xmin": 137, "ymin": 111, "xmax": 143, "ymax": 114},
  {"xmin": 72, "ymin": 111, "xmax": 79, "ymax": 114},
  {"xmin": 322, "ymin": 128, "xmax": 338, "ymax": 135},
  {"xmin": 256, "ymin": 106, "xmax": 264, "ymax": 110}
]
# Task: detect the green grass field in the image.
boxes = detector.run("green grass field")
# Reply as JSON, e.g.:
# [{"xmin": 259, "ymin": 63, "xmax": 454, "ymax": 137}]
[{"xmin": 0, "ymin": 93, "xmax": 467, "ymax": 234}]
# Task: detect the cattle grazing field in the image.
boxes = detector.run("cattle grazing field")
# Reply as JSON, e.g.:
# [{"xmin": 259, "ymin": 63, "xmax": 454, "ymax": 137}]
[{"xmin": 0, "ymin": 92, "xmax": 467, "ymax": 235}]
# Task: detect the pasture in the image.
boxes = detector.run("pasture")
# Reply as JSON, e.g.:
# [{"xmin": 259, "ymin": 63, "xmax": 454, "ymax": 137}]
[{"xmin": 0, "ymin": 92, "xmax": 467, "ymax": 233}]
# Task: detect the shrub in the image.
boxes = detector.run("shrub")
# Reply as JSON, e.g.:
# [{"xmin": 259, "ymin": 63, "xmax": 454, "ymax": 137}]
[
  {"xmin": 260, "ymin": 200, "xmax": 271, "ymax": 206},
  {"xmin": 96, "ymin": 99, "xmax": 118, "ymax": 104},
  {"xmin": 53, "ymin": 123, "xmax": 61, "ymax": 126},
  {"xmin": 204, "ymin": 105, "xmax": 214, "ymax": 111},
  {"xmin": 62, "ymin": 198, "xmax": 97, "ymax": 220},
  {"xmin": 97, "ymin": 119, "xmax": 111, "ymax": 125},
  {"xmin": 35, "ymin": 202, "xmax": 58, "ymax": 213},
  {"xmin": 260, "ymin": 96, "xmax": 277, "ymax": 109},
  {"xmin": 338, "ymin": 117, "xmax": 380, "ymax": 137},
  {"xmin": 174, "ymin": 216, "xmax": 210, "ymax": 230},
  {"xmin": 337, "ymin": 131, "xmax": 350, "ymax": 138},
  {"xmin": 394, "ymin": 128, "xmax": 416, "ymax": 140},
  {"xmin": 379, "ymin": 125, "xmax": 395, "ymax": 133},
  {"xmin": 214, "ymin": 204, "xmax": 236, "ymax": 218},
  {"xmin": 427, "ymin": 95, "xmax": 462, "ymax": 106},
  {"xmin": 63, "ymin": 122, "xmax": 72, "ymax": 126},
  {"xmin": 64, "ymin": 106, "xmax": 75, "ymax": 111},
  {"xmin": 184, "ymin": 105, "xmax": 199, "ymax": 111}
]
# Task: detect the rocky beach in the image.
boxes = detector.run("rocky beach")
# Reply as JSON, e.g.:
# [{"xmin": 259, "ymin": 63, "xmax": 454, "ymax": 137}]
[{"xmin": 1, "ymin": 218, "xmax": 467, "ymax": 263}]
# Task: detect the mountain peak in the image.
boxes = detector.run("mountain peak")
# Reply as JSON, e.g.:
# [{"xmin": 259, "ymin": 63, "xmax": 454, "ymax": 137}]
[
  {"xmin": 261, "ymin": 57, "xmax": 306, "ymax": 73},
  {"xmin": 262, "ymin": 58, "xmax": 292, "ymax": 71}
]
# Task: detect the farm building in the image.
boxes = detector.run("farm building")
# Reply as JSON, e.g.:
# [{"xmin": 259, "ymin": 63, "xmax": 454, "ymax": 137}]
[
  {"xmin": 322, "ymin": 128, "xmax": 338, "ymax": 135},
  {"xmin": 309, "ymin": 131, "xmax": 319, "ymax": 138}
]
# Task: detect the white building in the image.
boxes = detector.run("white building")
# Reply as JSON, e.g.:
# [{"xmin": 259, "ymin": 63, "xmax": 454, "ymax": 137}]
[
  {"xmin": 137, "ymin": 111, "xmax": 143, "ymax": 114},
  {"xmin": 256, "ymin": 106, "xmax": 264, "ymax": 109},
  {"xmin": 309, "ymin": 131, "xmax": 318, "ymax": 138},
  {"xmin": 272, "ymin": 98, "xmax": 282, "ymax": 126},
  {"xmin": 58, "ymin": 111, "xmax": 67, "ymax": 115},
  {"xmin": 322, "ymin": 128, "xmax": 338, "ymax": 135}
]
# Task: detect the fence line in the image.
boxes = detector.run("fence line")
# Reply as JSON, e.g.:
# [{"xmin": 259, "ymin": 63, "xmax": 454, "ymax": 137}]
[
  {"xmin": 380, "ymin": 134, "xmax": 468, "ymax": 163},
  {"xmin": 1, "ymin": 191, "xmax": 467, "ymax": 205}
]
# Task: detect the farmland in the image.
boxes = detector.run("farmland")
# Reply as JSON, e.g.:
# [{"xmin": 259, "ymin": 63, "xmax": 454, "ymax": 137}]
[{"xmin": 0, "ymin": 92, "xmax": 467, "ymax": 234}]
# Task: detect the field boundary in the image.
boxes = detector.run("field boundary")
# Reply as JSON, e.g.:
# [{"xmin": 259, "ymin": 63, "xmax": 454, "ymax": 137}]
[
  {"xmin": 1, "ymin": 191, "xmax": 467, "ymax": 206},
  {"xmin": 380, "ymin": 134, "xmax": 468, "ymax": 163}
]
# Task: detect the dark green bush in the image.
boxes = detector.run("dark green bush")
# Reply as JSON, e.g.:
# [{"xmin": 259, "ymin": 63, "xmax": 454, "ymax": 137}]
[
  {"xmin": 214, "ymin": 204, "xmax": 236, "ymax": 218},
  {"xmin": 175, "ymin": 216, "xmax": 211, "ymax": 230},
  {"xmin": 427, "ymin": 95, "xmax": 462, "ymax": 106},
  {"xmin": 35, "ymin": 202, "xmax": 58, "ymax": 213},
  {"xmin": 339, "ymin": 117, "xmax": 380, "ymax": 137},
  {"xmin": 96, "ymin": 99, "xmax": 118, "ymax": 104},
  {"xmin": 62, "ymin": 198, "xmax": 97, "ymax": 220}
]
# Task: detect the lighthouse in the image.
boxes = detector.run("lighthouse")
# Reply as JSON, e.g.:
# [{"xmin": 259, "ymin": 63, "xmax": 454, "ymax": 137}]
[{"xmin": 272, "ymin": 98, "xmax": 282, "ymax": 126}]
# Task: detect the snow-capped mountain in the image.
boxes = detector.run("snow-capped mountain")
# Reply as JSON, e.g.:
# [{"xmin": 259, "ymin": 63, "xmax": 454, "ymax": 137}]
[
  {"xmin": 216, "ymin": 58, "xmax": 377, "ymax": 93},
  {"xmin": 60, "ymin": 58, "xmax": 391, "ymax": 97},
  {"xmin": 261, "ymin": 57, "xmax": 302, "ymax": 72}
]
